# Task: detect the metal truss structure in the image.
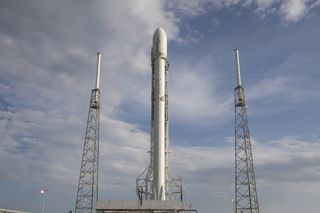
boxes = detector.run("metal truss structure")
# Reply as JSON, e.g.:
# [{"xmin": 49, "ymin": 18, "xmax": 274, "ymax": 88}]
[
  {"xmin": 136, "ymin": 167, "xmax": 183, "ymax": 201},
  {"xmin": 234, "ymin": 49, "xmax": 260, "ymax": 213},
  {"xmin": 75, "ymin": 53, "xmax": 101, "ymax": 213}
]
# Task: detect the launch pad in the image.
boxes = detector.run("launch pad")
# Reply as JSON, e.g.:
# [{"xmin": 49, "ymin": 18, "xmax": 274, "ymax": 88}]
[{"xmin": 96, "ymin": 200, "xmax": 196, "ymax": 213}]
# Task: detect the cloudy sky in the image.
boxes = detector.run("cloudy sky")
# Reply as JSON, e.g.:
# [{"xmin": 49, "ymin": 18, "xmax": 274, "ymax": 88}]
[{"xmin": 1, "ymin": 0, "xmax": 320, "ymax": 213}]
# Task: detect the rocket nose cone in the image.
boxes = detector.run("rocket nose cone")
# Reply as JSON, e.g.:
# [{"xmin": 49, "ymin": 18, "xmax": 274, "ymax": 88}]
[
  {"xmin": 152, "ymin": 27, "xmax": 167, "ymax": 57},
  {"xmin": 153, "ymin": 27, "xmax": 167, "ymax": 42},
  {"xmin": 155, "ymin": 27, "xmax": 166, "ymax": 35}
]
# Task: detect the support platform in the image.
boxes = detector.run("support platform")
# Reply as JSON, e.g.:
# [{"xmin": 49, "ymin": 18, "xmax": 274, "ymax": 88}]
[{"xmin": 96, "ymin": 200, "xmax": 197, "ymax": 213}]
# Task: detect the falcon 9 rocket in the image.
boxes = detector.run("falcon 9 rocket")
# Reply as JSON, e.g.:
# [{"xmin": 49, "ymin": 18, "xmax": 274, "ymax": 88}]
[
  {"xmin": 151, "ymin": 27, "xmax": 168, "ymax": 200},
  {"xmin": 136, "ymin": 27, "xmax": 183, "ymax": 201}
]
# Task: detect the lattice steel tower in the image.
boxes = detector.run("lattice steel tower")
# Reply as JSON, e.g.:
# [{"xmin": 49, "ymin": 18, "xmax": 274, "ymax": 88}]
[
  {"xmin": 234, "ymin": 49, "xmax": 260, "ymax": 213},
  {"xmin": 75, "ymin": 52, "xmax": 102, "ymax": 213}
]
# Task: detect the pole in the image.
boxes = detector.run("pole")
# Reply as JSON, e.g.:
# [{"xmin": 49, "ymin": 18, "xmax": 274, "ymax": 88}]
[
  {"xmin": 234, "ymin": 49, "xmax": 242, "ymax": 86},
  {"xmin": 95, "ymin": 52, "xmax": 101, "ymax": 89},
  {"xmin": 41, "ymin": 188, "xmax": 48, "ymax": 213},
  {"xmin": 232, "ymin": 199, "xmax": 235, "ymax": 213}
]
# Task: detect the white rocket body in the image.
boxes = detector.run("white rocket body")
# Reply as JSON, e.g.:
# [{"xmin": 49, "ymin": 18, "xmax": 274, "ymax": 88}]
[{"xmin": 151, "ymin": 27, "xmax": 168, "ymax": 200}]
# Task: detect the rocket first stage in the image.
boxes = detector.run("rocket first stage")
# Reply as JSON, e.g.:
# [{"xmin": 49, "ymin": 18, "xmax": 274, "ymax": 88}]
[
  {"xmin": 151, "ymin": 27, "xmax": 168, "ymax": 200},
  {"xmin": 136, "ymin": 27, "xmax": 182, "ymax": 202}
]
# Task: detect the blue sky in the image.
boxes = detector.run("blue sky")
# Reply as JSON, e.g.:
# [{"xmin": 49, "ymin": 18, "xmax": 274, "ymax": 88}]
[{"xmin": 1, "ymin": 0, "xmax": 320, "ymax": 213}]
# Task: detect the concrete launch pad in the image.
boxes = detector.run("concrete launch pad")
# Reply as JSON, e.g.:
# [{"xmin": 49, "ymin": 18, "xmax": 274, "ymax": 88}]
[{"xmin": 96, "ymin": 200, "xmax": 196, "ymax": 213}]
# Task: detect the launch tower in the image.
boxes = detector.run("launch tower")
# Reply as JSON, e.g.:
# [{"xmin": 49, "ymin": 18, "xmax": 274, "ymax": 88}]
[
  {"xmin": 75, "ymin": 53, "xmax": 102, "ymax": 213},
  {"xmin": 234, "ymin": 49, "xmax": 260, "ymax": 213}
]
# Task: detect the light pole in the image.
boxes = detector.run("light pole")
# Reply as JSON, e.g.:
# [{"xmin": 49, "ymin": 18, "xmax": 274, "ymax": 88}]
[
  {"xmin": 40, "ymin": 188, "xmax": 48, "ymax": 213},
  {"xmin": 232, "ymin": 199, "xmax": 235, "ymax": 213}
]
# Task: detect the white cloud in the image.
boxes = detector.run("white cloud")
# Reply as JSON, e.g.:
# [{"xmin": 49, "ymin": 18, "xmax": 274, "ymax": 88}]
[
  {"xmin": 170, "ymin": 67, "xmax": 232, "ymax": 124},
  {"xmin": 166, "ymin": 137, "xmax": 320, "ymax": 184},
  {"xmin": 166, "ymin": 0, "xmax": 207, "ymax": 16},
  {"xmin": 280, "ymin": 0, "xmax": 309, "ymax": 22},
  {"xmin": 246, "ymin": 76, "xmax": 291, "ymax": 100},
  {"xmin": 256, "ymin": 0, "xmax": 278, "ymax": 10},
  {"xmin": 166, "ymin": 0, "xmax": 320, "ymax": 23}
]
